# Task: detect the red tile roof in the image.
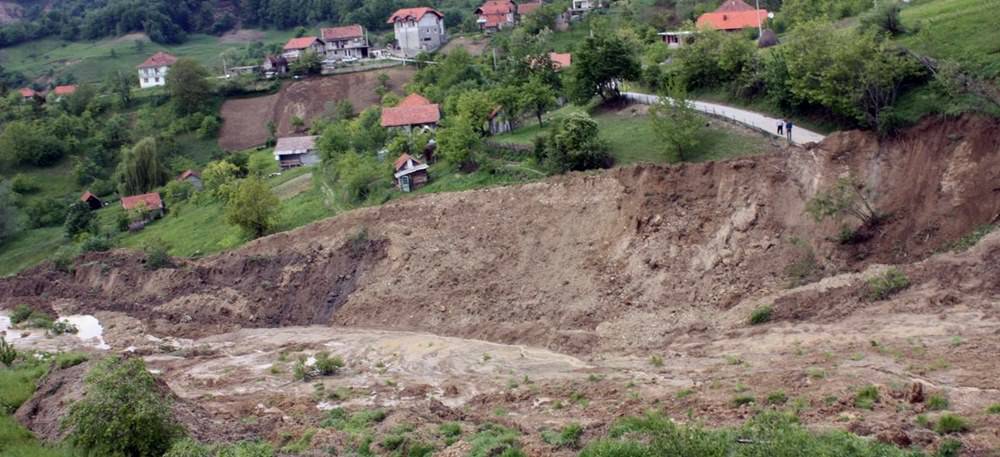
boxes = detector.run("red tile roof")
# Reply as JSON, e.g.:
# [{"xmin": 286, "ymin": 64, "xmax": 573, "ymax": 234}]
[
  {"xmin": 518, "ymin": 2, "xmax": 542, "ymax": 15},
  {"xmin": 397, "ymin": 93, "xmax": 433, "ymax": 108},
  {"xmin": 80, "ymin": 191, "xmax": 98, "ymax": 202},
  {"xmin": 321, "ymin": 24, "xmax": 365, "ymax": 41},
  {"xmin": 394, "ymin": 153, "xmax": 423, "ymax": 171},
  {"xmin": 387, "ymin": 7, "xmax": 444, "ymax": 24},
  {"xmin": 381, "ymin": 104, "xmax": 441, "ymax": 128},
  {"xmin": 697, "ymin": 9, "xmax": 767, "ymax": 31},
  {"xmin": 137, "ymin": 51, "xmax": 178, "ymax": 69},
  {"xmin": 178, "ymin": 170, "xmax": 200, "ymax": 181},
  {"xmin": 283, "ymin": 36, "xmax": 323, "ymax": 50},
  {"xmin": 18, "ymin": 88, "xmax": 36, "ymax": 98},
  {"xmin": 477, "ymin": 0, "xmax": 515, "ymax": 15},
  {"xmin": 121, "ymin": 192, "xmax": 163, "ymax": 211},
  {"xmin": 549, "ymin": 52, "xmax": 572, "ymax": 70},
  {"xmin": 715, "ymin": 0, "xmax": 756, "ymax": 12},
  {"xmin": 53, "ymin": 85, "xmax": 77, "ymax": 96}
]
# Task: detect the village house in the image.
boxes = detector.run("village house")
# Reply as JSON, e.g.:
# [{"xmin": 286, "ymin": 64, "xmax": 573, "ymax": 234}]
[
  {"xmin": 121, "ymin": 192, "xmax": 165, "ymax": 225},
  {"xmin": 393, "ymin": 153, "xmax": 429, "ymax": 192},
  {"xmin": 137, "ymin": 52, "xmax": 178, "ymax": 89},
  {"xmin": 518, "ymin": 1, "xmax": 543, "ymax": 16},
  {"xmin": 388, "ymin": 7, "xmax": 447, "ymax": 57},
  {"xmin": 475, "ymin": 0, "xmax": 517, "ymax": 32},
  {"xmin": 79, "ymin": 191, "xmax": 103, "ymax": 210},
  {"xmin": 274, "ymin": 135, "xmax": 320, "ymax": 169},
  {"xmin": 569, "ymin": 0, "xmax": 600, "ymax": 17},
  {"xmin": 696, "ymin": 0, "xmax": 767, "ymax": 32},
  {"xmin": 321, "ymin": 25, "xmax": 370, "ymax": 61},
  {"xmin": 282, "ymin": 37, "xmax": 326, "ymax": 61},
  {"xmin": 51, "ymin": 85, "xmax": 77, "ymax": 100},
  {"xmin": 658, "ymin": 31, "xmax": 695, "ymax": 48},
  {"xmin": 18, "ymin": 88, "xmax": 38, "ymax": 102},
  {"xmin": 262, "ymin": 55, "xmax": 289, "ymax": 77},
  {"xmin": 549, "ymin": 52, "xmax": 572, "ymax": 71},
  {"xmin": 177, "ymin": 170, "xmax": 203, "ymax": 191},
  {"xmin": 381, "ymin": 93, "xmax": 441, "ymax": 132}
]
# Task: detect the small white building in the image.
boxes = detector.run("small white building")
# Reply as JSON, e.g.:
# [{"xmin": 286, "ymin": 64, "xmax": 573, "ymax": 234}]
[
  {"xmin": 274, "ymin": 136, "xmax": 320, "ymax": 169},
  {"xmin": 321, "ymin": 24, "xmax": 370, "ymax": 61},
  {"xmin": 387, "ymin": 7, "xmax": 447, "ymax": 58},
  {"xmin": 137, "ymin": 52, "xmax": 177, "ymax": 89},
  {"xmin": 658, "ymin": 31, "xmax": 695, "ymax": 48},
  {"xmin": 570, "ymin": 0, "xmax": 593, "ymax": 14},
  {"xmin": 282, "ymin": 37, "xmax": 326, "ymax": 61}
]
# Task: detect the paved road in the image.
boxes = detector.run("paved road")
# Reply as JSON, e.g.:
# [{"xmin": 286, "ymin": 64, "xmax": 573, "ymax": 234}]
[{"xmin": 622, "ymin": 92, "xmax": 827, "ymax": 145}]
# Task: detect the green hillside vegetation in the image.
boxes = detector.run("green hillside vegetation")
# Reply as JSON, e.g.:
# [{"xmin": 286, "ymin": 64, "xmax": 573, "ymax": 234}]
[{"xmin": 898, "ymin": 0, "xmax": 1000, "ymax": 80}]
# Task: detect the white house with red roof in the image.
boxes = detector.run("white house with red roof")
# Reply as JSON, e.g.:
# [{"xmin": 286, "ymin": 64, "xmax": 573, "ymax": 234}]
[
  {"xmin": 381, "ymin": 93, "xmax": 441, "ymax": 132},
  {"xmin": 321, "ymin": 25, "xmax": 369, "ymax": 61},
  {"xmin": 282, "ymin": 36, "xmax": 326, "ymax": 61},
  {"xmin": 393, "ymin": 153, "xmax": 430, "ymax": 192},
  {"xmin": 137, "ymin": 52, "xmax": 178, "ymax": 89},
  {"xmin": 387, "ymin": 7, "xmax": 446, "ymax": 57}
]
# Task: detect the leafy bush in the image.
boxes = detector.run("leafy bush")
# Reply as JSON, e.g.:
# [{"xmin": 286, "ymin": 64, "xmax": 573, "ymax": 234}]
[
  {"xmin": 64, "ymin": 201, "xmax": 95, "ymax": 237},
  {"xmin": 163, "ymin": 180, "xmax": 195, "ymax": 207},
  {"xmin": 55, "ymin": 352, "xmax": 88, "ymax": 369},
  {"xmin": 65, "ymin": 356, "xmax": 183, "ymax": 457},
  {"xmin": 988, "ymin": 404, "xmax": 1000, "ymax": 415},
  {"xmin": 9, "ymin": 174, "xmax": 39, "ymax": 194},
  {"xmin": 854, "ymin": 385, "xmax": 879, "ymax": 410},
  {"xmin": 541, "ymin": 423, "xmax": 583, "ymax": 449},
  {"xmin": 866, "ymin": 268, "xmax": 910, "ymax": 301},
  {"xmin": 319, "ymin": 407, "xmax": 387, "ymax": 433},
  {"xmin": 439, "ymin": 422, "xmax": 462, "ymax": 445},
  {"xmin": 26, "ymin": 198, "xmax": 67, "ymax": 228},
  {"xmin": 934, "ymin": 414, "xmax": 969, "ymax": 434},
  {"xmin": 766, "ymin": 391, "xmax": 788, "ymax": 406},
  {"xmin": 536, "ymin": 112, "xmax": 613, "ymax": 173},
  {"xmin": 732, "ymin": 395, "xmax": 755, "ymax": 407},
  {"xmin": 748, "ymin": 305, "xmax": 772, "ymax": 325},
  {"xmin": 468, "ymin": 423, "xmax": 524, "ymax": 457},
  {"xmin": 860, "ymin": 1, "xmax": 906, "ymax": 37},
  {"xmin": 10, "ymin": 304, "xmax": 35, "ymax": 324},
  {"xmin": 927, "ymin": 394, "xmax": 949, "ymax": 411},
  {"xmin": 0, "ymin": 337, "xmax": 16, "ymax": 367},
  {"xmin": 80, "ymin": 234, "xmax": 114, "ymax": 253},
  {"xmin": 50, "ymin": 320, "xmax": 79, "ymax": 335},
  {"xmin": 312, "ymin": 352, "xmax": 344, "ymax": 376},
  {"xmin": 143, "ymin": 239, "xmax": 172, "ymax": 270}
]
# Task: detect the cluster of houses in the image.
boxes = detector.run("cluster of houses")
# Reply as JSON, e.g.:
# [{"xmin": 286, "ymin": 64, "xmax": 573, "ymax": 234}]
[
  {"xmin": 16, "ymin": 84, "xmax": 78, "ymax": 103},
  {"xmin": 77, "ymin": 170, "xmax": 202, "ymax": 230},
  {"xmin": 659, "ymin": 0, "xmax": 774, "ymax": 48}
]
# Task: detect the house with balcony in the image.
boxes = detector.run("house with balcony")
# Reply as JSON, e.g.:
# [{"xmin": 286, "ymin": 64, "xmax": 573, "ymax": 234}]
[
  {"xmin": 321, "ymin": 24, "xmax": 370, "ymax": 61},
  {"xmin": 137, "ymin": 52, "xmax": 178, "ymax": 89},
  {"xmin": 388, "ymin": 7, "xmax": 447, "ymax": 57}
]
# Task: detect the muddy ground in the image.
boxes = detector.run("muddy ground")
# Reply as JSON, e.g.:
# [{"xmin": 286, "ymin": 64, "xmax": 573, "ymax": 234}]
[
  {"xmin": 218, "ymin": 66, "xmax": 417, "ymax": 151},
  {"xmin": 4, "ymin": 115, "xmax": 1000, "ymax": 455}
]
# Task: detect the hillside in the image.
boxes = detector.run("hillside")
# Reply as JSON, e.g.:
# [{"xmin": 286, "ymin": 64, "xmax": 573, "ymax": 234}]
[{"xmin": 3, "ymin": 115, "xmax": 1000, "ymax": 454}]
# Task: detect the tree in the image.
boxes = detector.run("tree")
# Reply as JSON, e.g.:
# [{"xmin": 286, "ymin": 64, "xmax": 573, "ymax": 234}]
[
  {"xmin": 0, "ymin": 120, "xmax": 66, "ymax": 166},
  {"xmin": 806, "ymin": 175, "xmax": 881, "ymax": 226},
  {"xmin": 119, "ymin": 138, "xmax": 169, "ymax": 195},
  {"xmin": 65, "ymin": 356, "xmax": 182, "ymax": 457},
  {"xmin": 521, "ymin": 76, "xmax": 557, "ymax": 127},
  {"xmin": 166, "ymin": 58, "xmax": 212, "ymax": 114},
  {"xmin": 539, "ymin": 112, "xmax": 612, "ymax": 173},
  {"xmin": 568, "ymin": 32, "xmax": 641, "ymax": 104},
  {"xmin": 225, "ymin": 176, "xmax": 279, "ymax": 238},
  {"xmin": 333, "ymin": 100, "xmax": 355, "ymax": 120},
  {"xmin": 291, "ymin": 51, "xmax": 322, "ymax": 75},
  {"xmin": 317, "ymin": 121, "xmax": 353, "ymax": 160},
  {"xmin": 333, "ymin": 151, "xmax": 387, "ymax": 204},
  {"xmin": 649, "ymin": 80, "xmax": 704, "ymax": 162},
  {"xmin": 436, "ymin": 116, "xmax": 480, "ymax": 167},
  {"xmin": 202, "ymin": 160, "xmax": 241, "ymax": 201},
  {"xmin": 0, "ymin": 182, "xmax": 20, "ymax": 245},
  {"xmin": 860, "ymin": 1, "xmax": 906, "ymax": 37},
  {"xmin": 64, "ymin": 201, "xmax": 95, "ymax": 238}
]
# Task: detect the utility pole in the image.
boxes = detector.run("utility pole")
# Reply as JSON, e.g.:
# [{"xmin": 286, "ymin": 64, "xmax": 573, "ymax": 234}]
[{"xmin": 755, "ymin": 0, "xmax": 763, "ymax": 37}]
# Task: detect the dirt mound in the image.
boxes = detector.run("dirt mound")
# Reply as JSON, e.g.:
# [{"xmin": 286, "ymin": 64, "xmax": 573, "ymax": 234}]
[
  {"xmin": 218, "ymin": 67, "xmax": 417, "ymax": 151},
  {"xmin": 2, "ymin": 115, "xmax": 999, "ymax": 354}
]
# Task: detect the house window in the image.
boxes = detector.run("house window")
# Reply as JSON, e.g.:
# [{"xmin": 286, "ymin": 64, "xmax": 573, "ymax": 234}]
[
  {"xmin": 155, "ymin": 77, "xmax": 160, "ymax": 83},
  {"xmin": 143, "ymin": 78, "xmax": 148, "ymax": 83}
]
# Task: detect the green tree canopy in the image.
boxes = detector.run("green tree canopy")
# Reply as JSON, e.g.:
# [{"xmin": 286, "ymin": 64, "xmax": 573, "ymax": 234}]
[
  {"xmin": 649, "ymin": 80, "xmax": 704, "ymax": 162},
  {"xmin": 225, "ymin": 176, "xmax": 280, "ymax": 238},
  {"xmin": 65, "ymin": 356, "xmax": 182, "ymax": 457},
  {"xmin": 568, "ymin": 32, "xmax": 641, "ymax": 104},
  {"xmin": 166, "ymin": 58, "xmax": 212, "ymax": 114},
  {"xmin": 436, "ymin": 116, "xmax": 480, "ymax": 168},
  {"xmin": 538, "ymin": 112, "xmax": 613, "ymax": 173},
  {"xmin": 119, "ymin": 137, "xmax": 169, "ymax": 196}
]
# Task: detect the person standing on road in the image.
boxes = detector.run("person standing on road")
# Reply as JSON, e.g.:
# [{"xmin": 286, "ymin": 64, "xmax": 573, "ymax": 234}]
[
  {"xmin": 777, "ymin": 120, "xmax": 784, "ymax": 136},
  {"xmin": 785, "ymin": 120, "xmax": 794, "ymax": 142}
]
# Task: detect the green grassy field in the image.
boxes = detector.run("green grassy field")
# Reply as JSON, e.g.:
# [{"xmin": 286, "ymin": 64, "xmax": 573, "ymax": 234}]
[
  {"xmin": 899, "ymin": 0, "xmax": 1000, "ymax": 80},
  {"xmin": 0, "ymin": 30, "xmax": 300, "ymax": 84},
  {"xmin": 495, "ymin": 104, "xmax": 774, "ymax": 165}
]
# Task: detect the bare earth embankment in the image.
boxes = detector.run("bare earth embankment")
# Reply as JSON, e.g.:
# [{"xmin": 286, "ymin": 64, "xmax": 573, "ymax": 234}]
[
  {"xmin": 218, "ymin": 66, "xmax": 416, "ymax": 151},
  {"xmin": 3, "ymin": 115, "xmax": 1000, "ymax": 454}
]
